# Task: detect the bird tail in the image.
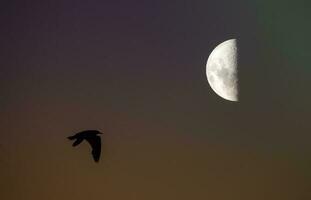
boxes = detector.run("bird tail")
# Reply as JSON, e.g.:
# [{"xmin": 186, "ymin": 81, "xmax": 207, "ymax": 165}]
[
  {"xmin": 72, "ymin": 138, "xmax": 83, "ymax": 146},
  {"xmin": 67, "ymin": 135, "xmax": 76, "ymax": 140},
  {"xmin": 67, "ymin": 135, "xmax": 83, "ymax": 147}
]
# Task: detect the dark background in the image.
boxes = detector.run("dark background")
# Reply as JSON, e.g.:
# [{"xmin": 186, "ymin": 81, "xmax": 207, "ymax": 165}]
[{"xmin": 1, "ymin": 0, "xmax": 310, "ymax": 199}]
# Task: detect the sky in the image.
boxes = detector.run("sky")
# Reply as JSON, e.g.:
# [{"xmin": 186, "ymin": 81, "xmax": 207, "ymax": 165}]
[{"xmin": 1, "ymin": 0, "xmax": 311, "ymax": 199}]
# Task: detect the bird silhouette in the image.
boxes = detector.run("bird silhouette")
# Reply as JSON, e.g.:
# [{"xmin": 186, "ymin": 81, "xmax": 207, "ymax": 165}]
[{"xmin": 68, "ymin": 130, "xmax": 103, "ymax": 162}]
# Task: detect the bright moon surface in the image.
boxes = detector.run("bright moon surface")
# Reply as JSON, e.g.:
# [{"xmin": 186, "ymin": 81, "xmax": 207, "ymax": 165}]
[{"xmin": 206, "ymin": 39, "xmax": 239, "ymax": 101}]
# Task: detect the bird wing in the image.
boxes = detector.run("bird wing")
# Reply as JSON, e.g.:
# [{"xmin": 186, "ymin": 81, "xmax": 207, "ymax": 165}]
[{"xmin": 85, "ymin": 135, "xmax": 101, "ymax": 162}]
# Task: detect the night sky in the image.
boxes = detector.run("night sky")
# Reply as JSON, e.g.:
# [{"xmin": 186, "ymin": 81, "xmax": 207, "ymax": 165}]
[{"xmin": 1, "ymin": 0, "xmax": 311, "ymax": 199}]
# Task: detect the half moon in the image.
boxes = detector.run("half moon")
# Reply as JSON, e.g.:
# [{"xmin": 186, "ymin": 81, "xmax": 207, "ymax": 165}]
[{"xmin": 206, "ymin": 39, "xmax": 239, "ymax": 101}]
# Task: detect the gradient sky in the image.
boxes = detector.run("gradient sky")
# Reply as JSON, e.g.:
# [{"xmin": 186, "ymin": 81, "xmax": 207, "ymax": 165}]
[{"xmin": 1, "ymin": 0, "xmax": 311, "ymax": 199}]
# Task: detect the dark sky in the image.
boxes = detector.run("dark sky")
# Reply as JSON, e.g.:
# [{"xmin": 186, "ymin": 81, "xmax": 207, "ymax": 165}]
[{"xmin": 1, "ymin": 0, "xmax": 310, "ymax": 199}]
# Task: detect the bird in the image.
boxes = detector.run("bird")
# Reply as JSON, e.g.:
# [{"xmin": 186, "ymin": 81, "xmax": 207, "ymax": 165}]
[{"xmin": 67, "ymin": 130, "xmax": 103, "ymax": 162}]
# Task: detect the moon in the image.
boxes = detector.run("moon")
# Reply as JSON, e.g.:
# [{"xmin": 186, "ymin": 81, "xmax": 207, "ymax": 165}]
[{"xmin": 206, "ymin": 39, "xmax": 239, "ymax": 101}]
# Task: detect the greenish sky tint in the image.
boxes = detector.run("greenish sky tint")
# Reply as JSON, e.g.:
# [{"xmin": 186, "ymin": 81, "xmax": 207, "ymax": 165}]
[{"xmin": 253, "ymin": 0, "xmax": 311, "ymax": 70}]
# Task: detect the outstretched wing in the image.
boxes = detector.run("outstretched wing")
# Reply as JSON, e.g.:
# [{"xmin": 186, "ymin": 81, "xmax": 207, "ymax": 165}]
[{"xmin": 85, "ymin": 135, "xmax": 101, "ymax": 162}]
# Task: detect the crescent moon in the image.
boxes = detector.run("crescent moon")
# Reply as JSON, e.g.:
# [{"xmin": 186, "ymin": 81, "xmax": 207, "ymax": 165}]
[{"xmin": 206, "ymin": 39, "xmax": 239, "ymax": 102}]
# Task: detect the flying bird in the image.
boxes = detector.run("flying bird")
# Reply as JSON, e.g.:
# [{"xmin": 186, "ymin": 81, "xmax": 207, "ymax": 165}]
[{"xmin": 67, "ymin": 130, "xmax": 103, "ymax": 162}]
